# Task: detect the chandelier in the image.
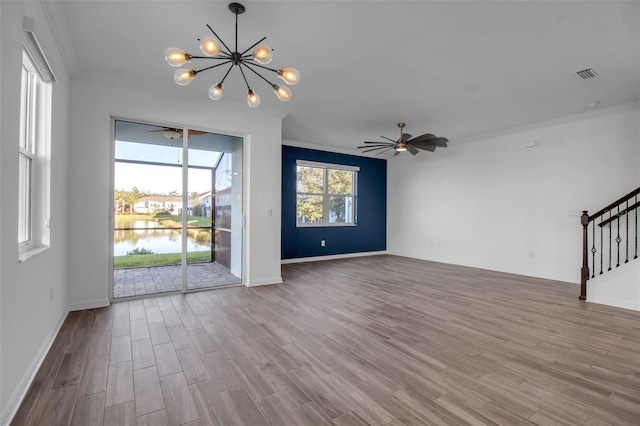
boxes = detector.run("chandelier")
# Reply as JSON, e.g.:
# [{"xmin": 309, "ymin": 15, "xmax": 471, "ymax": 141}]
[{"xmin": 165, "ymin": 2, "xmax": 300, "ymax": 108}]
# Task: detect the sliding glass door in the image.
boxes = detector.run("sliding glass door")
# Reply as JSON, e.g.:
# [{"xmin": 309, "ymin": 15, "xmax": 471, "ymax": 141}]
[
  {"xmin": 112, "ymin": 120, "xmax": 242, "ymax": 299},
  {"xmin": 186, "ymin": 130, "xmax": 242, "ymax": 290}
]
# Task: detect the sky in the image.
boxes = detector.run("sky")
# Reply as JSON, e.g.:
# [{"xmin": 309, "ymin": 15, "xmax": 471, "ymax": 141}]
[{"xmin": 114, "ymin": 141, "xmax": 224, "ymax": 194}]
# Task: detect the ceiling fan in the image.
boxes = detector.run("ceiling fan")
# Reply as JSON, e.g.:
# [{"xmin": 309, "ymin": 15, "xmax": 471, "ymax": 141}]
[
  {"xmin": 148, "ymin": 128, "xmax": 208, "ymax": 140},
  {"xmin": 357, "ymin": 122, "xmax": 449, "ymax": 156}
]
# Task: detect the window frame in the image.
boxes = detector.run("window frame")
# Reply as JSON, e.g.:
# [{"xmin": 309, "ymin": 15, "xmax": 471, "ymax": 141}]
[
  {"xmin": 18, "ymin": 42, "xmax": 53, "ymax": 261},
  {"xmin": 295, "ymin": 160, "xmax": 359, "ymax": 227}
]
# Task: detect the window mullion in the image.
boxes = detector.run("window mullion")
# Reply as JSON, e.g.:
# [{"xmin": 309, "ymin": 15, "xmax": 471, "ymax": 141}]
[{"xmin": 323, "ymin": 168, "xmax": 329, "ymax": 224}]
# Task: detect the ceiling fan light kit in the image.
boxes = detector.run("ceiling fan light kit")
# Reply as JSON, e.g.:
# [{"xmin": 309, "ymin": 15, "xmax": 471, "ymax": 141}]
[
  {"xmin": 163, "ymin": 129, "xmax": 182, "ymax": 140},
  {"xmin": 148, "ymin": 128, "xmax": 208, "ymax": 140},
  {"xmin": 165, "ymin": 2, "xmax": 300, "ymax": 108},
  {"xmin": 357, "ymin": 122, "xmax": 449, "ymax": 157}
]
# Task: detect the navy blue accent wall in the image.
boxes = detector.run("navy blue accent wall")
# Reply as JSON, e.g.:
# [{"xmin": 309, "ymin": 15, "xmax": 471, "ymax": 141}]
[{"xmin": 282, "ymin": 145, "xmax": 387, "ymax": 259}]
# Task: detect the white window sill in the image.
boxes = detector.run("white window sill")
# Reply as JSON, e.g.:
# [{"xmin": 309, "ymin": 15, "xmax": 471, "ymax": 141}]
[
  {"xmin": 19, "ymin": 245, "xmax": 50, "ymax": 263},
  {"xmin": 296, "ymin": 223, "xmax": 357, "ymax": 228}
]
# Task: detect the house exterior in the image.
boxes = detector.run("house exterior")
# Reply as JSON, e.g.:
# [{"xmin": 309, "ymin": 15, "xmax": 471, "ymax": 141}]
[
  {"xmin": 133, "ymin": 195, "xmax": 182, "ymax": 215},
  {"xmin": 187, "ymin": 191, "xmax": 212, "ymax": 217}
]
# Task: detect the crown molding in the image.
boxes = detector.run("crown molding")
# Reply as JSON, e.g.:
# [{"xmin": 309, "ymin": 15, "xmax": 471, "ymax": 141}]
[
  {"xmin": 453, "ymin": 102, "xmax": 639, "ymax": 145},
  {"xmin": 40, "ymin": 0, "xmax": 78, "ymax": 76},
  {"xmin": 282, "ymin": 138, "xmax": 382, "ymax": 158}
]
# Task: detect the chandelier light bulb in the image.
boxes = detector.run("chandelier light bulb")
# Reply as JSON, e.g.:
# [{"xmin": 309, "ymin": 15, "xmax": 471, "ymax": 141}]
[
  {"xmin": 253, "ymin": 44, "xmax": 273, "ymax": 64},
  {"xmin": 273, "ymin": 85, "xmax": 292, "ymax": 102},
  {"xmin": 174, "ymin": 69, "xmax": 196, "ymax": 85},
  {"xmin": 165, "ymin": 48, "xmax": 191, "ymax": 67},
  {"xmin": 277, "ymin": 67, "xmax": 300, "ymax": 85},
  {"xmin": 200, "ymin": 36, "xmax": 221, "ymax": 56},
  {"xmin": 208, "ymin": 83, "xmax": 224, "ymax": 100},
  {"xmin": 247, "ymin": 89, "xmax": 261, "ymax": 108}
]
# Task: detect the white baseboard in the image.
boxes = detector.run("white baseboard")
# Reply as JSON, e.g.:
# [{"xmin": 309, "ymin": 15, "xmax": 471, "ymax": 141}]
[
  {"xmin": 68, "ymin": 298, "xmax": 110, "ymax": 311},
  {"xmin": 245, "ymin": 277, "xmax": 283, "ymax": 287},
  {"xmin": 587, "ymin": 297, "xmax": 639, "ymax": 312},
  {"xmin": 1, "ymin": 309, "xmax": 68, "ymax": 426},
  {"xmin": 281, "ymin": 250, "xmax": 387, "ymax": 264}
]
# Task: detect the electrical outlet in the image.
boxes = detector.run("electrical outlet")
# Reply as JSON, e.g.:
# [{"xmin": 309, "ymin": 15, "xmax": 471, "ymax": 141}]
[{"xmin": 321, "ymin": 240, "xmax": 326, "ymax": 247}]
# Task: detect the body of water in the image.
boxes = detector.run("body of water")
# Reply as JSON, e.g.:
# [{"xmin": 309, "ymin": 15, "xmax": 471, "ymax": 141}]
[{"xmin": 114, "ymin": 219, "xmax": 210, "ymax": 256}]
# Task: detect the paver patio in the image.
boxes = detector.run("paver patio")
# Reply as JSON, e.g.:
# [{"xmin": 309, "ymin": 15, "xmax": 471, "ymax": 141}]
[{"xmin": 113, "ymin": 262, "xmax": 241, "ymax": 298}]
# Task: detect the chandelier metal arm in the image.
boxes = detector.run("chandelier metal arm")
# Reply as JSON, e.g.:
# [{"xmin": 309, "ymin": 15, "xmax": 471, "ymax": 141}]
[
  {"xmin": 194, "ymin": 60, "xmax": 233, "ymax": 75},
  {"xmin": 206, "ymin": 24, "xmax": 233, "ymax": 56},
  {"xmin": 240, "ymin": 36, "xmax": 267, "ymax": 56},
  {"xmin": 190, "ymin": 54, "xmax": 232, "ymax": 60},
  {"xmin": 242, "ymin": 61, "xmax": 277, "ymax": 87},
  {"xmin": 237, "ymin": 63, "xmax": 252, "ymax": 90},
  {"xmin": 219, "ymin": 64, "xmax": 234, "ymax": 85},
  {"xmin": 246, "ymin": 61, "xmax": 279, "ymax": 74}
]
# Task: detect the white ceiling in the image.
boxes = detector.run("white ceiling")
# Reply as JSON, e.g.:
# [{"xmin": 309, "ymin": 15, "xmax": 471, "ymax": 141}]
[{"xmin": 52, "ymin": 1, "xmax": 639, "ymax": 152}]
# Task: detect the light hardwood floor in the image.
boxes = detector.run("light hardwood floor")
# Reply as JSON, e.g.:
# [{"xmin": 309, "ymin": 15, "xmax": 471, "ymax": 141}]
[{"xmin": 12, "ymin": 255, "xmax": 640, "ymax": 425}]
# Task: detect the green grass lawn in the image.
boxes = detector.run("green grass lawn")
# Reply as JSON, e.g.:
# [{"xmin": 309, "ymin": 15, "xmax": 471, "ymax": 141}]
[
  {"xmin": 153, "ymin": 213, "xmax": 211, "ymax": 226},
  {"xmin": 114, "ymin": 251, "xmax": 211, "ymax": 268},
  {"xmin": 115, "ymin": 213, "xmax": 212, "ymax": 227}
]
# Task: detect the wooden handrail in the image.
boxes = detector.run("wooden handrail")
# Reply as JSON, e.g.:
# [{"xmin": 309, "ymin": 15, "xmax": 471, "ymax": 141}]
[
  {"xmin": 598, "ymin": 201, "xmax": 640, "ymax": 227},
  {"xmin": 588, "ymin": 187, "xmax": 640, "ymax": 222},
  {"xmin": 580, "ymin": 186, "xmax": 639, "ymax": 300}
]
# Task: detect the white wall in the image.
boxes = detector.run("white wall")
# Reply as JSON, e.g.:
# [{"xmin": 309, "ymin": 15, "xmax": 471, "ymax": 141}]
[
  {"xmin": 67, "ymin": 79, "xmax": 283, "ymax": 310},
  {"xmin": 587, "ymin": 259, "xmax": 640, "ymax": 311},
  {"xmin": 388, "ymin": 105, "xmax": 640, "ymax": 284},
  {"xmin": 231, "ymin": 142, "xmax": 243, "ymax": 277},
  {"xmin": 0, "ymin": 2, "xmax": 70, "ymax": 423}
]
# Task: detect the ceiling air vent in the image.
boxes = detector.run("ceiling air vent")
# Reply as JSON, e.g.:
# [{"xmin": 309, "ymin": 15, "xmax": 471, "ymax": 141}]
[{"xmin": 575, "ymin": 68, "xmax": 598, "ymax": 80}]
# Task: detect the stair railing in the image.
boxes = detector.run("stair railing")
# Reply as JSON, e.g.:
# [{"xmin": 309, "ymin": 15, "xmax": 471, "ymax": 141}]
[{"xmin": 580, "ymin": 187, "xmax": 640, "ymax": 300}]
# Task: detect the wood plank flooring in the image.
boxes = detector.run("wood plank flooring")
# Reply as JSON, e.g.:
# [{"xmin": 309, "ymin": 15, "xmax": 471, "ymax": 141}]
[{"xmin": 12, "ymin": 255, "xmax": 640, "ymax": 425}]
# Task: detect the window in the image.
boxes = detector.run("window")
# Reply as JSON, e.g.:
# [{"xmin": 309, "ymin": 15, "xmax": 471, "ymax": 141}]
[
  {"xmin": 18, "ymin": 42, "xmax": 53, "ymax": 259},
  {"xmin": 296, "ymin": 160, "xmax": 358, "ymax": 226}
]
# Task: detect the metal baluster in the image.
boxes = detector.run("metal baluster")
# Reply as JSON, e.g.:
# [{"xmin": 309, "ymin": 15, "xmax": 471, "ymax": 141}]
[
  {"xmin": 625, "ymin": 199, "xmax": 629, "ymax": 263},
  {"xmin": 608, "ymin": 209, "xmax": 612, "ymax": 271},
  {"xmin": 616, "ymin": 204, "xmax": 621, "ymax": 268},
  {"xmin": 599, "ymin": 213, "xmax": 603, "ymax": 274},
  {"xmin": 635, "ymin": 195, "xmax": 638, "ymax": 260},
  {"xmin": 591, "ymin": 221, "xmax": 596, "ymax": 278}
]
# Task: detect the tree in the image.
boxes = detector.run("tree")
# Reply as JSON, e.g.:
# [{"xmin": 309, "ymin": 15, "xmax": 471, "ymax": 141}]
[
  {"xmin": 114, "ymin": 187, "xmax": 144, "ymax": 215},
  {"xmin": 328, "ymin": 169, "xmax": 353, "ymax": 223},
  {"xmin": 296, "ymin": 167, "xmax": 353, "ymax": 223},
  {"xmin": 296, "ymin": 167, "xmax": 324, "ymax": 223},
  {"xmin": 190, "ymin": 192, "xmax": 202, "ymax": 217}
]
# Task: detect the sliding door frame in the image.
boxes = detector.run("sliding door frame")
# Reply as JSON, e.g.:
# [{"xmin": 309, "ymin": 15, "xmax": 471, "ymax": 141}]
[{"xmin": 108, "ymin": 116, "xmax": 246, "ymax": 303}]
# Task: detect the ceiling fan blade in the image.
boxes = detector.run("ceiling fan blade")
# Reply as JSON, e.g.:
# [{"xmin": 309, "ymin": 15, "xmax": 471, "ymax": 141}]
[
  {"xmin": 407, "ymin": 145, "xmax": 419, "ymax": 156},
  {"xmin": 362, "ymin": 146, "xmax": 393, "ymax": 153},
  {"xmin": 415, "ymin": 144, "xmax": 436, "ymax": 152},
  {"xmin": 407, "ymin": 133, "xmax": 436, "ymax": 144},
  {"xmin": 412, "ymin": 137, "xmax": 448, "ymax": 148},
  {"xmin": 380, "ymin": 136, "xmax": 396, "ymax": 143},
  {"xmin": 401, "ymin": 133, "xmax": 413, "ymax": 142},
  {"xmin": 358, "ymin": 144, "xmax": 391, "ymax": 149},
  {"xmin": 362, "ymin": 141, "xmax": 394, "ymax": 145},
  {"xmin": 376, "ymin": 147, "xmax": 394, "ymax": 156},
  {"xmin": 189, "ymin": 130, "xmax": 208, "ymax": 136},
  {"xmin": 393, "ymin": 150, "xmax": 401, "ymax": 157},
  {"xmin": 148, "ymin": 129, "xmax": 167, "ymax": 133}
]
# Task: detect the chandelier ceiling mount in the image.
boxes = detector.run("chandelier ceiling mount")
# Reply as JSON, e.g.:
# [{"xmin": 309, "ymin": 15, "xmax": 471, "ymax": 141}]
[{"xmin": 165, "ymin": 2, "xmax": 299, "ymax": 108}]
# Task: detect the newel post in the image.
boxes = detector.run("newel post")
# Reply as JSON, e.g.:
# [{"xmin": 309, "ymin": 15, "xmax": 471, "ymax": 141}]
[{"xmin": 580, "ymin": 210, "xmax": 589, "ymax": 300}]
